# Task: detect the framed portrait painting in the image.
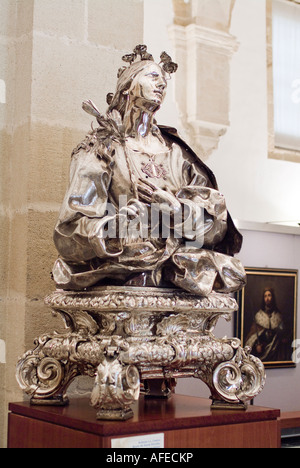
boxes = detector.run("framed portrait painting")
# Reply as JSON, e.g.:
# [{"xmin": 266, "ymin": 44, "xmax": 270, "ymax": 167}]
[{"xmin": 236, "ymin": 268, "xmax": 298, "ymax": 369}]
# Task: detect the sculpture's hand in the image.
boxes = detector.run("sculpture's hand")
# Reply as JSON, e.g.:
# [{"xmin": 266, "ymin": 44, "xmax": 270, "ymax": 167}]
[
  {"xmin": 118, "ymin": 199, "xmax": 148, "ymax": 223},
  {"xmin": 117, "ymin": 199, "xmax": 149, "ymax": 243},
  {"xmin": 137, "ymin": 179, "xmax": 181, "ymax": 214}
]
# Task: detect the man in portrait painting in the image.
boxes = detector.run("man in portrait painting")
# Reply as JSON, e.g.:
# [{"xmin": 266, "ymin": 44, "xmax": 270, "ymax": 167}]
[{"xmin": 245, "ymin": 287, "xmax": 291, "ymax": 362}]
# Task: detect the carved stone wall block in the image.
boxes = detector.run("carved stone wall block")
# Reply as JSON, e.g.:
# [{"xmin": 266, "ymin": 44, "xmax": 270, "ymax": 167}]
[{"xmin": 169, "ymin": 0, "xmax": 239, "ymax": 158}]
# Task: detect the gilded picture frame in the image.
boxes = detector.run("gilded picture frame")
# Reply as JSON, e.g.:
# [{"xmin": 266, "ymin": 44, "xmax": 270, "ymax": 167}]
[{"xmin": 236, "ymin": 267, "xmax": 298, "ymax": 369}]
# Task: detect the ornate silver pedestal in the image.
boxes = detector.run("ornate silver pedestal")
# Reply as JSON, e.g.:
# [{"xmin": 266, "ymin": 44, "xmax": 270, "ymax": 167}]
[{"xmin": 16, "ymin": 287, "xmax": 265, "ymax": 420}]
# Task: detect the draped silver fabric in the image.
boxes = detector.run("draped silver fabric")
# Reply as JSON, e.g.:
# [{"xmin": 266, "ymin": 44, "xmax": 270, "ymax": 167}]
[
  {"xmin": 52, "ymin": 124, "xmax": 246, "ymax": 296},
  {"xmin": 53, "ymin": 122, "xmax": 245, "ymax": 296}
]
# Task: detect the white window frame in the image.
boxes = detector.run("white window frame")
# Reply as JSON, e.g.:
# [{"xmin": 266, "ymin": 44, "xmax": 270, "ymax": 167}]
[{"xmin": 267, "ymin": 0, "xmax": 300, "ymax": 163}]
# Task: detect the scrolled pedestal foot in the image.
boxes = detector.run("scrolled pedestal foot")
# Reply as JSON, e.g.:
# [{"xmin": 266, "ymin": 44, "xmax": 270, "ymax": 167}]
[
  {"xmin": 16, "ymin": 352, "xmax": 77, "ymax": 406},
  {"xmin": 211, "ymin": 399, "xmax": 248, "ymax": 411},
  {"xmin": 210, "ymin": 343, "xmax": 266, "ymax": 409},
  {"xmin": 90, "ymin": 357, "xmax": 140, "ymax": 421},
  {"xmin": 96, "ymin": 407, "xmax": 134, "ymax": 421},
  {"xmin": 31, "ymin": 394, "xmax": 69, "ymax": 407},
  {"xmin": 143, "ymin": 378, "xmax": 175, "ymax": 399}
]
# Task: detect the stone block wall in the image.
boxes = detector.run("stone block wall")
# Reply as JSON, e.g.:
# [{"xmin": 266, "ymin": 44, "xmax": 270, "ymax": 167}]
[
  {"xmin": 169, "ymin": 0, "xmax": 238, "ymax": 159},
  {"xmin": 0, "ymin": 0, "xmax": 143, "ymax": 447}
]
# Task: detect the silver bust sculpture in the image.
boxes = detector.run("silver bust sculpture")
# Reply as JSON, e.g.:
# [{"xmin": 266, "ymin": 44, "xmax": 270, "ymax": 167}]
[
  {"xmin": 52, "ymin": 45, "xmax": 246, "ymax": 297},
  {"xmin": 16, "ymin": 46, "xmax": 265, "ymax": 420}
]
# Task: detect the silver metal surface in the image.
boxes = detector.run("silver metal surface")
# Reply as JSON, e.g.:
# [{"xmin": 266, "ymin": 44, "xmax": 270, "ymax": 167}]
[
  {"xmin": 16, "ymin": 45, "xmax": 265, "ymax": 419},
  {"xmin": 52, "ymin": 44, "xmax": 246, "ymax": 296},
  {"xmin": 16, "ymin": 287, "xmax": 265, "ymax": 418}
]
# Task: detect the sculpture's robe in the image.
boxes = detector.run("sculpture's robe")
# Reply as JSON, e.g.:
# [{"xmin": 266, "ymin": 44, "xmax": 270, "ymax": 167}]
[{"xmin": 52, "ymin": 125, "xmax": 246, "ymax": 296}]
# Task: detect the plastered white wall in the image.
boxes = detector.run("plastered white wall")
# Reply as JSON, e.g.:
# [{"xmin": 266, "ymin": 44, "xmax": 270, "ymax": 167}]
[
  {"xmin": 203, "ymin": 0, "xmax": 300, "ymax": 226},
  {"xmin": 143, "ymin": 0, "xmax": 300, "ymax": 412},
  {"xmin": 177, "ymin": 228, "xmax": 300, "ymax": 412},
  {"xmin": 145, "ymin": 0, "xmax": 300, "ymax": 226}
]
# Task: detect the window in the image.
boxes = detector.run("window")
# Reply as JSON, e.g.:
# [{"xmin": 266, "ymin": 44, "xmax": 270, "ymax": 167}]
[{"xmin": 267, "ymin": 0, "xmax": 300, "ymax": 162}]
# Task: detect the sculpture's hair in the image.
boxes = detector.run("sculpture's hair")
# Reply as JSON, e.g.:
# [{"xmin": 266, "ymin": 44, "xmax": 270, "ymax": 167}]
[{"xmin": 107, "ymin": 60, "xmax": 155, "ymax": 118}]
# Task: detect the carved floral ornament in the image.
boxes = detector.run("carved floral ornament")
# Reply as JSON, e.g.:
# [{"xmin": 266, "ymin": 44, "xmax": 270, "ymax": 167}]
[{"xmin": 16, "ymin": 287, "xmax": 266, "ymax": 420}]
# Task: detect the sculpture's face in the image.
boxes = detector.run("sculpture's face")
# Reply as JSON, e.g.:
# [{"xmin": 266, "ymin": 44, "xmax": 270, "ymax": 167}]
[{"xmin": 128, "ymin": 63, "xmax": 167, "ymax": 108}]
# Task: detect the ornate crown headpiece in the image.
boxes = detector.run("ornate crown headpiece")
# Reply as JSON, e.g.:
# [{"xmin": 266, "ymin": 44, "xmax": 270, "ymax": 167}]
[
  {"xmin": 117, "ymin": 44, "xmax": 178, "ymax": 79},
  {"xmin": 81, "ymin": 45, "xmax": 178, "ymax": 150}
]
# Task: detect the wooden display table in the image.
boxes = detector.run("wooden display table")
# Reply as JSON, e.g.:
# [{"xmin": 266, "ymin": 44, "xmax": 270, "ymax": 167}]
[
  {"xmin": 7, "ymin": 395, "xmax": 280, "ymax": 448},
  {"xmin": 280, "ymin": 411, "xmax": 300, "ymax": 430}
]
